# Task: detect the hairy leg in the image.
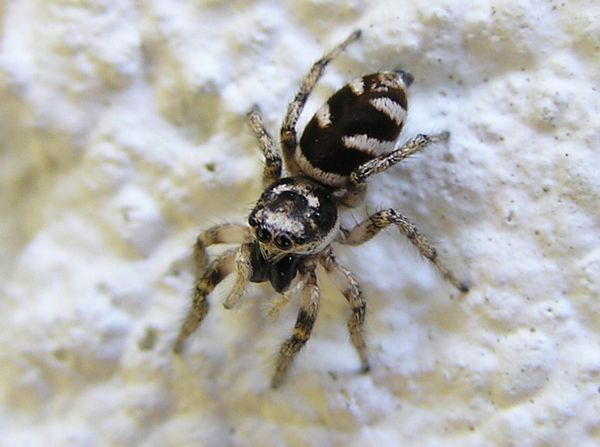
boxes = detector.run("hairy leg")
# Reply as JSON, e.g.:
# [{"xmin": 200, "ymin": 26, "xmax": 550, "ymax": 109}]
[
  {"xmin": 272, "ymin": 263, "xmax": 320, "ymax": 388},
  {"xmin": 174, "ymin": 247, "xmax": 238, "ymax": 353},
  {"xmin": 222, "ymin": 242, "xmax": 253, "ymax": 309},
  {"xmin": 340, "ymin": 209, "xmax": 469, "ymax": 292},
  {"xmin": 265, "ymin": 277, "xmax": 303, "ymax": 320},
  {"xmin": 247, "ymin": 105, "xmax": 282, "ymax": 187},
  {"xmin": 193, "ymin": 223, "xmax": 250, "ymax": 276},
  {"xmin": 341, "ymin": 132, "xmax": 450, "ymax": 206},
  {"xmin": 320, "ymin": 248, "xmax": 369, "ymax": 372},
  {"xmin": 280, "ymin": 30, "xmax": 362, "ymax": 175}
]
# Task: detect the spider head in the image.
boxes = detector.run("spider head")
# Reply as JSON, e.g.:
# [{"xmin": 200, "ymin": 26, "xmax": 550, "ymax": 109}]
[{"xmin": 248, "ymin": 177, "xmax": 338, "ymax": 259}]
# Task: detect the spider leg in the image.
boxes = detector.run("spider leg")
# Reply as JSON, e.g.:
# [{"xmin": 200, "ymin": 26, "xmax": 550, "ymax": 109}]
[
  {"xmin": 265, "ymin": 277, "xmax": 302, "ymax": 320},
  {"xmin": 222, "ymin": 242, "xmax": 253, "ymax": 309},
  {"xmin": 174, "ymin": 247, "xmax": 238, "ymax": 353},
  {"xmin": 247, "ymin": 105, "xmax": 282, "ymax": 186},
  {"xmin": 320, "ymin": 248, "xmax": 369, "ymax": 372},
  {"xmin": 175, "ymin": 225, "xmax": 251, "ymax": 353},
  {"xmin": 340, "ymin": 209, "xmax": 469, "ymax": 293},
  {"xmin": 280, "ymin": 29, "xmax": 362, "ymax": 175},
  {"xmin": 341, "ymin": 132, "xmax": 450, "ymax": 206},
  {"xmin": 193, "ymin": 223, "xmax": 250, "ymax": 276},
  {"xmin": 272, "ymin": 263, "xmax": 320, "ymax": 388}
]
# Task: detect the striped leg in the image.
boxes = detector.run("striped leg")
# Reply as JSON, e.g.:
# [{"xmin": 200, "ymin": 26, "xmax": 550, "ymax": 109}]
[
  {"xmin": 222, "ymin": 242, "xmax": 253, "ymax": 309},
  {"xmin": 272, "ymin": 265, "xmax": 320, "ymax": 388},
  {"xmin": 280, "ymin": 30, "xmax": 362, "ymax": 175},
  {"xmin": 341, "ymin": 132, "xmax": 450, "ymax": 206},
  {"xmin": 341, "ymin": 209, "xmax": 469, "ymax": 293},
  {"xmin": 320, "ymin": 249, "xmax": 369, "ymax": 372},
  {"xmin": 174, "ymin": 248, "xmax": 238, "ymax": 353},
  {"xmin": 247, "ymin": 106, "xmax": 281, "ymax": 187},
  {"xmin": 193, "ymin": 223, "xmax": 249, "ymax": 277},
  {"xmin": 175, "ymin": 225, "xmax": 250, "ymax": 353}
]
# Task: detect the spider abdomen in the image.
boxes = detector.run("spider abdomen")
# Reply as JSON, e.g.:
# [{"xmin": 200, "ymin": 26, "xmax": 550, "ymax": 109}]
[{"xmin": 296, "ymin": 71, "xmax": 411, "ymax": 187}]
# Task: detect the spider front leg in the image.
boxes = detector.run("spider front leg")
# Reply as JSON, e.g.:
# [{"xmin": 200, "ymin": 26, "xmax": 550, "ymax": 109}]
[
  {"xmin": 192, "ymin": 223, "xmax": 249, "ymax": 276},
  {"xmin": 174, "ymin": 225, "xmax": 250, "ymax": 353},
  {"xmin": 174, "ymin": 247, "xmax": 238, "ymax": 353},
  {"xmin": 247, "ymin": 106, "xmax": 281, "ymax": 187},
  {"xmin": 341, "ymin": 132, "xmax": 450, "ymax": 206},
  {"xmin": 280, "ymin": 29, "xmax": 361, "ymax": 175},
  {"xmin": 340, "ymin": 209, "xmax": 469, "ymax": 293},
  {"xmin": 222, "ymin": 242, "xmax": 253, "ymax": 309},
  {"xmin": 320, "ymin": 248, "xmax": 369, "ymax": 372},
  {"xmin": 272, "ymin": 262, "xmax": 320, "ymax": 388}
]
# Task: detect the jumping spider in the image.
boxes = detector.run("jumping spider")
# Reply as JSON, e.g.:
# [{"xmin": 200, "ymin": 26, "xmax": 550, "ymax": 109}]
[{"xmin": 174, "ymin": 30, "xmax": 469, "ymax": 388}]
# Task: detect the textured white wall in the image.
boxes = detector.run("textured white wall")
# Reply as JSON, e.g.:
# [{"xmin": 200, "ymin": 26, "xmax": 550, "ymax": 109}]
[{"xmin": 1, "ymin": 1, "xmax": 599, "ymax": 446}]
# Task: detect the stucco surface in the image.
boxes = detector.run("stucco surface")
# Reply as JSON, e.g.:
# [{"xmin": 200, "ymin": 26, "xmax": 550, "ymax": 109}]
[{"xmin": 1, "ymin": 1, "xmax": 599, "ymax": 446}]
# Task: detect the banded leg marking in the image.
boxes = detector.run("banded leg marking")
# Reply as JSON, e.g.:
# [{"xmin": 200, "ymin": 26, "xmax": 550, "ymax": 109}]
[
  {"xmin": 342, "ymin": 132, "xmax": 450, "ymax": 206},
  {"xmin": 222, "ymin": 242, "xmax": 253, "ymax": 310},
  {"xmin": 280, "ymin": 30, "xmax": 362, "ymax": 175},
  {"xmin": 193, "ymin": 224, "xmax": 249, "ymax": 277},
  {"xmin": 272, "ymin": 266, "xmax": 320, "ymax": 388},
  {"xmin": 321, "ymin": 249, "xmax": 369, "ymax": 372},
  {"xmin": 174, "ymin": 248, "xmax": 238, "ymax": 353},
  {"xmin": 247, "ymin": 106, "xmax": 282, "ymax": 186},
  {"xmin": 341, "ymin": 209, "xmax": 469, "ymax": 292}
]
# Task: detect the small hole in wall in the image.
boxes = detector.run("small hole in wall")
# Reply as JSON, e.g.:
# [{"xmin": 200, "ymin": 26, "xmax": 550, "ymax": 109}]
[{"xmin": 138, "ymin": 326, "xmax": 159, "ymax": 351}]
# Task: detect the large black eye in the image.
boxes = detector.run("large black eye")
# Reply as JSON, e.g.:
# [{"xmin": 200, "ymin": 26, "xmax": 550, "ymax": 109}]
[
  {"xmin": 248, "ymin": 215, "xmax": 258, "ymax": 227},
  {"xmin": 293, "ymin": 235, "xmax": 306, "ymax": 245},
  {"xmin": 274, "ymin": 233, "xmax": 292, "ymax": 250},
  {"xmin": 257, "ymin": 227, "xmax": 271, "ymax": 242}
]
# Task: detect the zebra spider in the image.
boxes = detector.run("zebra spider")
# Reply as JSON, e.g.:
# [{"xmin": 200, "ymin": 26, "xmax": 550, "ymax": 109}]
[{"xmin": 174, "ymin": 30, "xmax": 469, "ymax": 388}]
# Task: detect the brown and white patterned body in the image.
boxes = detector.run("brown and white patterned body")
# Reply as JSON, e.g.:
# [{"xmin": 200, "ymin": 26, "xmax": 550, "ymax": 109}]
[{"xmin": 296, "ymin": 71, "xmax": 413, "ymax": 187}]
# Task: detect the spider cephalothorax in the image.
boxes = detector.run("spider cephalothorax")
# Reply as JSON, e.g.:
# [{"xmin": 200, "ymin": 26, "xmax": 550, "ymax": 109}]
[
  {"xmin": 249, "ymin": 177, "xmax": 338, "ymax": 257},
  {"xmin": 247, "ymin": 177, "xmax": 338, "ymax": 293},
  {"xmin": 174, "ymin": 30, "xmax": 469, "ymax": 388},
  {"xmin": 248, "ymin": 177, "xmax": 338, "ymax": 292}
]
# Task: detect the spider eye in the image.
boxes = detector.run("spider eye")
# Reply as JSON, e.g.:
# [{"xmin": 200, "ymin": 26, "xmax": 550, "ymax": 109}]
[
  {"xmin": 293, "ymin": 235, "xmax": 306, "ymax": 245},
  {"xmin": 248, "ymin": 215, "xmax": 258, "ymax": 227},
  {"xmin": 257, "ymin": 227, "xmax": 271, "ymax": 242},
  {"xmin": 274, "ymin": 233, "xmax": 292, "ymax": 250}
]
